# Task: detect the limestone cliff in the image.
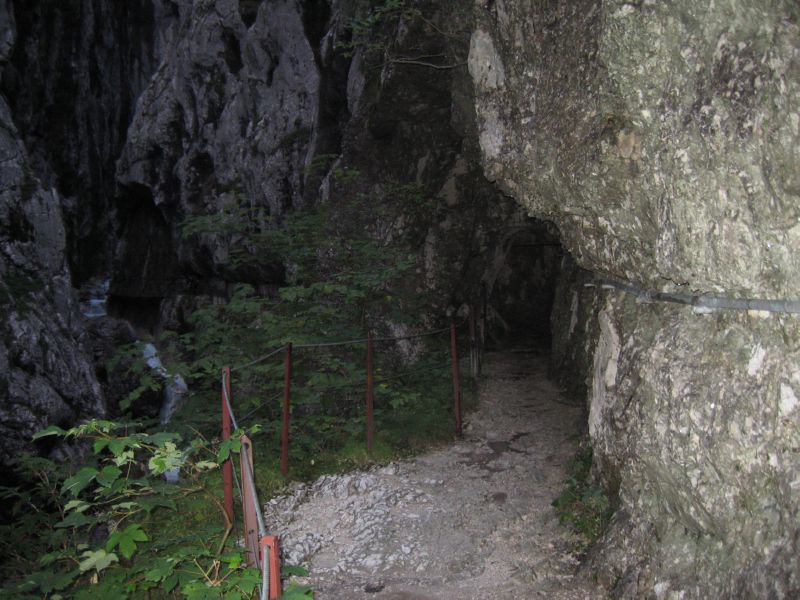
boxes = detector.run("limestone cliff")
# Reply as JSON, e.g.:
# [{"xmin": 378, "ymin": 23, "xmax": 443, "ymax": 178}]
[
  {"xmin": 114, "ymin": 0, "xmax": 319, "ymax": 308},
  {"xmin": 470, "ymin": 1, "xmax": 800, "ymax": 597},
  {"xmin": 111, "ymin": 0, "xmax": 524, "ymax": 326},
  {"xmin": 0, "ymin": 0, "xmax": 521, "ymax": 462},
  {"xmin": 4, "ymin": 0, "xmax": 796, "ymax": 594},
  {"xmin": 5, "ymin": 0, "xmax": 161, "ymax": 283},
  {"xmin": 0, "ymin": 0, "xmax": 104, "ymax": 464}
]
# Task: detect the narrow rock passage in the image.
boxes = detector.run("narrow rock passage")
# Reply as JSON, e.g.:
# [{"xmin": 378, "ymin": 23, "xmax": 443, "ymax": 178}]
[{"xmin": 267, "ymin": 352, "xmax": 605, "ymax": 599}]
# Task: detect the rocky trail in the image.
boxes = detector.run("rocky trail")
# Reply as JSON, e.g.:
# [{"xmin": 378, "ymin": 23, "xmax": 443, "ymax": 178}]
[{"xmin": 267, "ymin": 351, "xmax": 605, "ymax": 599}]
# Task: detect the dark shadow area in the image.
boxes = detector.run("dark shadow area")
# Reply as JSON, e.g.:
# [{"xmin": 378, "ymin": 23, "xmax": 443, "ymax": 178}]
[
  {"xmin": 483, "ymin": 219, "xmax": 564, "ymax": 352},
  {"xmin": 108, "ymin": 183, "xmax": 178, "ymax": 334}
]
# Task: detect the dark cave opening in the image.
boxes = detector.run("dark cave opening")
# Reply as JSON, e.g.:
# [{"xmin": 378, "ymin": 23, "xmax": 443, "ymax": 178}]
[{"xmin": 483, "ymin": 219, "xmax": 564, "ymax": 352}]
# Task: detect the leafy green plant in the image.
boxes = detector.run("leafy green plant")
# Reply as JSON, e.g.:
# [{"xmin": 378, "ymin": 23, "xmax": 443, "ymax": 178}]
[
  {"xmin": 0, "ymin": 166, "xmax": 476, "ymax": 598},
  {"xmin": 552, "ymin": 442, "xmax": 614, "ymax": 553},
  {"xmin": 0, "ymin": 420, "xmax": 264, "ymax": 599},
  {"xmin": 169, "ymin": 176, "xmax": 443, "ymax": 429}
]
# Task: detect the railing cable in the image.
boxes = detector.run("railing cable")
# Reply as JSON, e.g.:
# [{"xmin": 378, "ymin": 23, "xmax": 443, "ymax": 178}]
[
  {"xmin": 229, "ymin": 322, "xmax": 462, "ymax": 372},
  {"xmin": 221, "ymin": 369, "xmax": 270, "ymax": 600},
  {"xmin": 231, "ymin": 346, "xmax": 287, "ymax": 373}
]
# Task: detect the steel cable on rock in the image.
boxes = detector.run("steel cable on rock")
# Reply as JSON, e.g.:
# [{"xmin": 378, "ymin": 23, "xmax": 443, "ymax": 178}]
[{"xmin": 587, "ymin": 275, "xmax": 800, "ymax": 314}]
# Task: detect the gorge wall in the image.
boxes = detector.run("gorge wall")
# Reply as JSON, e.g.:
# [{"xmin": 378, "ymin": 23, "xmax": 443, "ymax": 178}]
[
  {"xmin": 0, "ymin": 0, "xmax": 524, "ymax": 459},
  {"xmin": 0, "ymin": 0, "xmax": 119, "ymax": 464},
  {"xmin": 469, "ymin": 0, "xmax": 799, "ymax": 597},
  {"xmin": 1, "ymin": 0, "xmax": 798, "ymax": 597},
  {"xmin": 109, "ymin": 0, "xmax": 524, "ymax": 328}
]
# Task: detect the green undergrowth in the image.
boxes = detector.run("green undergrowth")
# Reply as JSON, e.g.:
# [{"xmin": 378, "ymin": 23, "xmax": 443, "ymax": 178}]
[
  {"xmin": 0, "ymin": 374, "xmax": 474, "ymax": 599},
  {"xmin": 552, "ymin": 442, "xmax": 614, "ymax": 554},
  {"xmin": 0, "ymin": 167, "xmax": 479, "ymax": 598},
  {"xmin": 170, "ymin": 364, "xmax": 475, "ymax": 492},
  {"xmin": 0, "ymin": 422, "xmax": 277, "ymax": 600}
]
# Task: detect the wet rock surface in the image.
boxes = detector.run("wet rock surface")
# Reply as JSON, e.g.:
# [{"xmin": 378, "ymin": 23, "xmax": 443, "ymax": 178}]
[
  {"xmin": 268, "ymin": 352, "xmax": 603, "ymax": 599},
  {"xmin": 111, "ymin": 0, "xmax": 530, "ymax": 320},
  {"xmin": 114, "ymin": 0, "xmax": 319, "ymax": 299},
  {"xmin": 4, "ymin": 0, "xmax": 159, "ymax": 282}
]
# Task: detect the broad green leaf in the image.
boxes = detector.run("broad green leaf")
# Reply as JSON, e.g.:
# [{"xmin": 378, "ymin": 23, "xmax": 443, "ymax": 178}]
[
  {"xmin": 40, "ymin": 550, "xmax": 70, "ymax": 566},
  {"xmin": 93, "ymin": 438, "xmax": 111, "ymax": 453},
  {"xmin": 106, "ymin": 524, "xmax": 149, "ymax": 560},
  {"xmin": 78, "ymin": 549, "xmax": 118, "ymax": 573},
  {"xmin": 24, "ymin": 569, "xmax": 79, "ymax": 593},
  {"xmin": 194, "ymin": 460, "xmax": 218, "ymax": 471},
  {"xmin": 220, "ymin": 551, "xmax": 243, "ymax": 569},
  {"xmin": 32, "ymin": 425, "xmax": 66, "ymax": 440},
  {"xmin": 183, "ymin": 580, "xmax": 223, "ymax": 600},
  {"xmin": 55, "ymin": 511, "xmax": 95, "ymax": 529},
  {"xmin": 163, "ymin": 572, "xmax": 180, "ymax": 593},
  {"xmin": 136, "ymin": 496, "xmax": 176, "ymax": 513},
  {"xmin": 96, "ymin": 465, "xmax": 122, "ymax": 488},
  {"xmin": 217, "ymin": 438, "xmax": 241, "ymax": 462},
  {"xmin": 109, "ymin": 437, "xmax": 139, "ymax": 457},
  {"xmin": 113, "ymin": 449, "xmax": 135, "ymax": 467},
  {"xmin": 62, "ymin": 467, "xmax": 98, "ymax": 497},
  {"xmin": 148, "ymin": 441, "xmax": 183, "ymax": 475},
  {"xmin": 63, "ymin": 499, "xmax": 91, "ymax": 513},
  {"xmin": 233, "ymin": 569, "xmax": 262, "ymax": 594},
  {"xmin": 144, "ymin": 559, "xmax": 176, "ymax": 582}
]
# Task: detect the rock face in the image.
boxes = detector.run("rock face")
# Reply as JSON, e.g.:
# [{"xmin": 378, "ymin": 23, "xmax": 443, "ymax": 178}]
[
  {"xmin": 111, "ymin": 0, "xmax": 532, "ymax": 329},
  {"xmin": 0, "ymin": 0, "xmax": 528, "ymax": 464},
  {"xmin": 470, "ymin": 0, "xmax": 800, "ymax": 299},
  {"xmin": 587, "ymin": 295, "xmax": 800, "ymax": 599},
  {"xmin": 113, "ymin": 0, "xmax": 320, "ymax": 310},
  {"xmin": 4, "ymin": 0, "xmax": 161, "ymax": 282},
  {"xmin": 0, "ymin": 0, "xmax": 104, "ymax": 465},
  {"xmin": 470, "ymin": 0, "xmax": 800, "ymax": 597},
  {"xmin": 5, "ymin": 0, "xmax": 796, "ymax": 594}
]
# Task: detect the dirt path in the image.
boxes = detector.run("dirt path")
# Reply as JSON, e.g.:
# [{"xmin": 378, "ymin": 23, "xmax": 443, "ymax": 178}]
[{"xmin": 267, "ymin": 351, "xmax": 605, "ymax": 599}]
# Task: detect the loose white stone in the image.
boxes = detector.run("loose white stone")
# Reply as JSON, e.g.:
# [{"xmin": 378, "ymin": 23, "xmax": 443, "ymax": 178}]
[
  {"xmin": 747, "ymin": 345, "xmax": 767, "ymax": 376},
  {"xmin": 779, "ymin": 383, "xmax": 798, "ymax": 416},
  {"xmin": 468, "ymin": 29, "xmax": 506, "ymax": 90}
]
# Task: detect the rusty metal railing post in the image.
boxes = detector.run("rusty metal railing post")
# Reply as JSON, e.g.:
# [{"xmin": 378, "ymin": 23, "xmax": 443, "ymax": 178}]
[
  {"xmin": 221, "ymin": 367, "xmax": 234, "ymax": 526},
  {"xmin": 239, "ymin": 435, "xmax": 259, "ymax": 567},
  {"xmin": 261, "ymin": 535, "xmax": 282, "ymax": 599},
  {"xmin": 450, "ymin": 321, "xmax": 463, "ymax": 437},
  {"xmin": 280, "ymin": 343, "xmax": 292, "ymax": 476},
  {"xmin": 366, "ymin": 332, "xmax": 375, "ymax": 453}
]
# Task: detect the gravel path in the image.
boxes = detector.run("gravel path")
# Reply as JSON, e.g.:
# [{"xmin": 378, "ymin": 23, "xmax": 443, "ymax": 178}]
[{"xmin": 266, "ymin": 351, "xmax": 605, "ymax": 599}]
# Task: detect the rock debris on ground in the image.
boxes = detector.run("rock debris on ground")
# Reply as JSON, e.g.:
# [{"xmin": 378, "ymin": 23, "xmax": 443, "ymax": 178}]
[{"xmin": 267, "ymin": 351, "xmax": 605, "ymax": 599}]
